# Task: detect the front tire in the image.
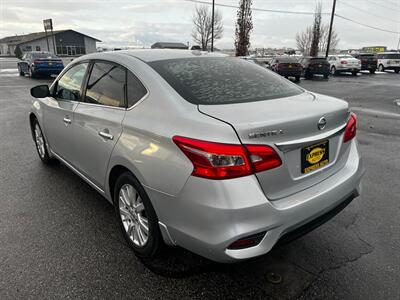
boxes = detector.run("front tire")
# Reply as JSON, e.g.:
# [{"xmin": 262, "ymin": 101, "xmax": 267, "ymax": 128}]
[
  {"xmin": 378, "ymin": 64, "xmax": 385, "ymax": 72},
  {"xmin": 352, "ymin": 71, "xmax": 358, "ymax": 76},
  {"xmin": 32, "ymin": 119, "xmax": 53, "ymax": 164},
  {"xmin": 369, "ymin": 69, "xmax": 376, "ymax": 74},
  {"xmin": 114, "ymin": 172, "xmax": 162, "ymax": 259},
  {"xmin": 331, "ymin": 66, "xmax": 337, "ymax": 75}
]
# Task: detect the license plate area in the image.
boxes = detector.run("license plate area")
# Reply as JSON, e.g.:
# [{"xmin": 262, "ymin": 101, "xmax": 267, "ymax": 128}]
[{"xmin": 301, "ymin": 140, "xmax": 329, "ymax": 174}]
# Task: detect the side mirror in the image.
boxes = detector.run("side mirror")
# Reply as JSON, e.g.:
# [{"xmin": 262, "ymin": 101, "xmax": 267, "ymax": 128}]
[{"xmin": 30, "ymin": 85, "xmax": 50, "ymax": 98}]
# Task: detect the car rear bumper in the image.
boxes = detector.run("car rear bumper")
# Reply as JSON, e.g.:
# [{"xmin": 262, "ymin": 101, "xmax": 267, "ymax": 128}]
[
  {"xmin": 32, "ymin": 66, "xmax": 64, "ymax": 74},
  {"xmin": 146, "ymin": 138, "xmax": 364, "ymax": 263},
  {"xmin": 277, "ymin": 70, "xmax": 302, "ymax": 77},
  {"xmin": 335, "ymin": 67, "xmax": 360, "ymax": 72}
]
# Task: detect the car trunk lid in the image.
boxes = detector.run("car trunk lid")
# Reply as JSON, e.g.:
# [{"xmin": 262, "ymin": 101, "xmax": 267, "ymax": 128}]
[{"xmin": 198, "ymin": 91, "xmax": 351, "ymax": 200}]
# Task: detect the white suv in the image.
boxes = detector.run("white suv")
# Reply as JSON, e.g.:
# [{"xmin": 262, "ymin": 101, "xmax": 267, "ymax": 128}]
[
  {"xmin": 376, "ymin": 52, "xmax": 400, "ymax": 73},
  {"xmin": 328, "ymin": 55, "xmax": 361, "ymax": 76}
]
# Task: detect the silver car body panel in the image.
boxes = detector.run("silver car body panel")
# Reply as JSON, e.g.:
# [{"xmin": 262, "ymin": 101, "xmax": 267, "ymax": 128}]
[{"xmin": 29, "ymin": 50, "xmax": 364, "ymax": 263}]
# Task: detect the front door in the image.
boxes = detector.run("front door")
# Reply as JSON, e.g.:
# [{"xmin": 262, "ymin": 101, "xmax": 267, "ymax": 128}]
[
  {"xmin": 44, "ymin": 62, "xmax": 89, "ymax": 163},
  {"xmin": 71, "ymin": 61, "xmax": 126, "ymax": 189}
]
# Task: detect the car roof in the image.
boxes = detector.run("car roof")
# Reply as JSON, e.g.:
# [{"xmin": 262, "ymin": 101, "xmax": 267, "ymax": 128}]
[{"xmin": 115, "ymin": 49, "xmax": 227, "ymax": 62}]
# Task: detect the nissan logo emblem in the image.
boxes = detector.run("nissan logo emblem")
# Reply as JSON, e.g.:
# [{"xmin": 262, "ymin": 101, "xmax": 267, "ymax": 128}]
[{"xmin": 318, "ymin": 117, "xmax": 327, "ymax": 130}]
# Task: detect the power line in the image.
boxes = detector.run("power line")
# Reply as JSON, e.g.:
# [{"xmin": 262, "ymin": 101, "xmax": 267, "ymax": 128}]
[
  {"xmin": 363, "ymin": 0, "xmax": 400, "ymax": 13},
  {"xmin": 335, "ymin": 14, "xmax": 400, "ymax": 34},
  {"xmin": 337, "ymin": 0, "xmax": 400, "ymax": 24},
  {"xmin": 185, "ymin": 0, "xmax": 330, "ymax": 15}
]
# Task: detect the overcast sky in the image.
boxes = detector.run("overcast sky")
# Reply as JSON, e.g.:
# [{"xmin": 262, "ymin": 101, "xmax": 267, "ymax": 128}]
[{"xmin": 1, "ymin": 0, "xmax": 399, "ymax": 49}]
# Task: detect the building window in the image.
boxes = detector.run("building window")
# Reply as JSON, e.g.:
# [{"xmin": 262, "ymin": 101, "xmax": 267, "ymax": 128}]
[
  {"xmin": 36, "ymin": 46, "xmax": 40, "ymax": 51},
  {"xmin": 24, "ymin": 46, "xmax": 32, "ymax": 52}
]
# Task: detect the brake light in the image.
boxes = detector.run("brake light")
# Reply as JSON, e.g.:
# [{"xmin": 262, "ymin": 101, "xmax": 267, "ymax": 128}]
[
  {"xmin": 33, "ymin": 59, "xmax": 41, "ymax": 64},
  {"xmin": 340, "ymin": 60, "xmax": 347, "ymax": 64},
  {"xmin": 172, "ymin": 136, "xmax": 282, "ymax": 179},
  {"xmin": 343, "ymin": 113, "xmax": 357, "ymax": 143}
]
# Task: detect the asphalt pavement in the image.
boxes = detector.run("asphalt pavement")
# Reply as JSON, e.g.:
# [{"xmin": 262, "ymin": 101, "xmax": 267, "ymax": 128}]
[{"xmin": 0, "ymin": 57, "xmax": 399, "ymax": 299}]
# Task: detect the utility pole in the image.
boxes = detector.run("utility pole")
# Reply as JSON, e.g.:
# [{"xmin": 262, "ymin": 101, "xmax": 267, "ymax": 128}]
[
  {"xmin": 325, "ymin": 0, "xmax": 337, "ymax": 57},
  {"xmin": 211, "ymin": 0, "xmax": 215, "ymax": 52}
]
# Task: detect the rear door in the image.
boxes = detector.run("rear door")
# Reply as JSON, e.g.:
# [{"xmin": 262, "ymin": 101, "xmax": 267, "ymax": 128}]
[{"xmin": 72, "ymin": 60, "xmax": 127, "ymax": 189}]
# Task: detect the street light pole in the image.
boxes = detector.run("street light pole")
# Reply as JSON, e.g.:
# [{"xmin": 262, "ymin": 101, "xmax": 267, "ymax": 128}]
[
  {"xmin": 211, "ymin": 0, "xmax": 215, "ymax": 52},
  {"xmin": 325, "ymin": 0, "xmax": 337, "ymax": 58}
]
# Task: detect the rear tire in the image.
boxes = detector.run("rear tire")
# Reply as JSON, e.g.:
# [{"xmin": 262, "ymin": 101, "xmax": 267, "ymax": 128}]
[
  {"xmin": 378, "ymin": 64, "xmax": 385, "ymax": 72},
  {"xmin": 352, "ymin": 71, "xmax": 358, "ymax": 76},
  {"xmin": 331, "ymin": 66, "xmax": 337, "ymax": 75},
  {"xmin": 17, "ymin": 65, "xmax": 24, "ymax": 76},
  {"xmin": 294, "ymin": 76, "xmax": 300, "ymax": 82},
  {"xmin": 28, "ymin": 67, "xmax": 36, "ymax": 78},
  {"xmin": 323, "ymin": 74, "xmax": 329, "ymax": 79},
  {"xmin": 114, "ymin": 172, "xmax": 163, "ymax": 260},
  {"xmin": 369, "ymin": 69, "xmax": 376, "ymax": 74},
  {"xmin": 395, "ymin": 69, "xmax": 399, "ymax": 74}
]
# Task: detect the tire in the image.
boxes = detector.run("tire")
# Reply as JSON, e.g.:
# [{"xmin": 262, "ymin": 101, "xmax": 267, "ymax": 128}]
[
  {"xmin": 369, "ymin": 69, "xmax": 376, "ymax": 74},
  {"xmin": 28, "ymin": 66, "xmax": 37, "ymax": 78},
  {"xmin": 294, "ymin": 76, "xmax": 300, "ymax": 82},
  {"xmin": 378, "ymin": 64, "xmax": 385, "ymax": 72},
  {"xmin": 323, "ymin": 74, "xmax": 329, "ymax": 79},
  {"xmin": 351, "ymin": 71, "xmax": 358, "ymax": 76},
  {"xmin": 331, "ymin": 66, "xmax": 337, "ymax": 75},
  {"xmin": 17, "ymin": 65, "xmax": 24, "ymax": 76},
  {"xmin": 395, "ymin": 69, "xmax": 399, "ymax": 74},
  {"xmin": 114, "ymin": 172, "xmax": 162, "ymax": 259},
  {"xmin": 32, "ymin": 118, "xmax": 54, "ymax": 164}
]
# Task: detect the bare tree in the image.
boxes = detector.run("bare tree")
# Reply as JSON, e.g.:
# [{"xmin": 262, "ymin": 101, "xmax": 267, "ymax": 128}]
[
  {"xmin": 192, "ymin": 5, "xmax": 223, "ymax": 51},
  {"xmin": 235, "ymin": 0, "xmax": 253, "ymax": 56},
  {"xmin": 310, "ymin": 2, "xmax": 322, "ymax": 56},
  {"xmin": 296, "ymin": 24, "xmax": 339, "ymax": 55}
]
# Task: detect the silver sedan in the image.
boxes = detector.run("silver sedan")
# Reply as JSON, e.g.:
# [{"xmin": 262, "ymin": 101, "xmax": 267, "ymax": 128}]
[{"xmin": 29, "ymin": 50, "xmax": 364, "ymax": 263}]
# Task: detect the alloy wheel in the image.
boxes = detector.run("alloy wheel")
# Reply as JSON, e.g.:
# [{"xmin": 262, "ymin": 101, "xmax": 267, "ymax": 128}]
[
  {"xmin": 34, "ymin": 124, "xmax": 46, "ymax": 158},
  {"xmin": 118, "ymin": 183, "xmax": 149, "ymax": 247}
]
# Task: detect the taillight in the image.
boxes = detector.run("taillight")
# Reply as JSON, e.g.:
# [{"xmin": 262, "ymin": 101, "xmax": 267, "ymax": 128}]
[
  {"xmin": 343, "ymin": 113, "xmax": 357, "ymax": 143},
  {"xmin": 172, "ymin": 136, "xmax": 282, "ymax": 180},
  {"xmin": 340, "ymin": 60, "xmax": 347, "ymax": 64},
  {"xmin": 33, "ymin": 59, "xmax": 40, "ymax": 64}
]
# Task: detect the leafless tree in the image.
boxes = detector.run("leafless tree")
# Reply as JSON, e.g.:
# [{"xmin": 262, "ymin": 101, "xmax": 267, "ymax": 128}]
[
  {"xmin": 235, "ymin": 0, "xmax": 253, "ymax": 56},
  {"xmin": 296, "ymin": 24, "xmax": 339, "ymax": 55},
  {"xmin": 191, "ymin": 5, "xmax": 223, "ymax": 51}
]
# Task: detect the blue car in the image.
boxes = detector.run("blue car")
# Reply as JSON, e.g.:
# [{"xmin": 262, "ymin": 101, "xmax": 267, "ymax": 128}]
[{"xmin": 17, "ymin": 51, "xmax": 64, "ymax": 78}]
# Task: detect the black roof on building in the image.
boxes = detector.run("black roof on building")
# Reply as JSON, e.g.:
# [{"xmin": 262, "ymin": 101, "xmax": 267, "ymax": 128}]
[
  {"xmin": 151, "ymin": 42, "xmax": 188, "ymax": 49},
  {"xmin": 0, "ymin": 29, "xmax": 101, "ymax": 46}
]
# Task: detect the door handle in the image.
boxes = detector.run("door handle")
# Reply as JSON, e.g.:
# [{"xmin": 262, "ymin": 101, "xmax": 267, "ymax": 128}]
[
  {"xmin": 98, "ymin": 131, "xmax": 114, "ymax": 140},
  {"xmin": 63, "ymin": 117, "xmax": 72, "ymax": 125}
]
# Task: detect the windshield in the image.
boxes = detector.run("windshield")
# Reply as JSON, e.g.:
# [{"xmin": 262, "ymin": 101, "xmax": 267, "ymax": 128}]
[
  {"xmin": 386, "ymin": 54, "xmax": 400, "ymax": 59},
  {"xmin": 149, "ymin": 57, "xmax": 303, "ymax": 105},
  {"xmin": 32, "ymin": 53, "xmax": 59, "ymax": 59}
]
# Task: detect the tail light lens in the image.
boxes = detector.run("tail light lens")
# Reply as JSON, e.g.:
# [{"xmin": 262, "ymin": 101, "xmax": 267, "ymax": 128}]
[
  {"xmin": 343, "ymin": 113, "xmax": 357, "ymax": 143},
  {"xmin": 172, "ymin": 136, "xmax": 282, "ymax": 180},
  {"xmin": 33, "ymin": 59, "xmax": 41, "ymax": 64},
  {"xmin": 340, "ymin": 60, "xmax": 348, "ymax": 64}
]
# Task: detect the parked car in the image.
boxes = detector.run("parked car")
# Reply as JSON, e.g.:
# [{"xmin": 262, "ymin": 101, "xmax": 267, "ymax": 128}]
[
  {"xmin": 269, "ymin": 56, "xmax": 302, "ymax": 82},
  {"xmin": 352, "ymin": 53, "xmax": 377, "ymax": 74},
  {"xmin": 17, "ymin": 51, "xmax": 64, "ymax": 78},
  {"xmin": 376, "ymin": 52, "xmax": 400, "ymax": 73},
  {"xmin": 328, "ymin": 54, "xmax": 361, "ymax": 76},
  {"xmin": 29, "ymin": 50, "xmax": 364, "ymax": 263},
  {"xmin": 298, "ymin": 56, "xmax": 330, "ymax": 79}
]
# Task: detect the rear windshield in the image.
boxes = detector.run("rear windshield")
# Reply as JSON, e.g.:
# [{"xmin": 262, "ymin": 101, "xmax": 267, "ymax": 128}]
[
  {"xmin": 338, "ymin": 55, "xmax": 353, "ymax": 58},
  {"xmin": 359, "ymin": 54, "xmax": 375, "ymax": 57},
  {"xmin": 32, "ymin": 53, "xmax": 59, "ymax": 59},
  {"xmin": 149, "ymin": 57, "xmax": 303, "ymax": 105},
  {"xmin": 275, "ymin": 57, "xmax": 298, "ymax": 63},
  {"xmin": 310, "ymin": 58, "xmax": 328, "ymax": 63}
]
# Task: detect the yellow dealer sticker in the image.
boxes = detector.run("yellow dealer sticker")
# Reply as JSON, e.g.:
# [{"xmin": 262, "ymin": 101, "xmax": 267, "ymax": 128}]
[{"xmin": 301, "ymin": 140, "xmax": 329, "ymax": 174}]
